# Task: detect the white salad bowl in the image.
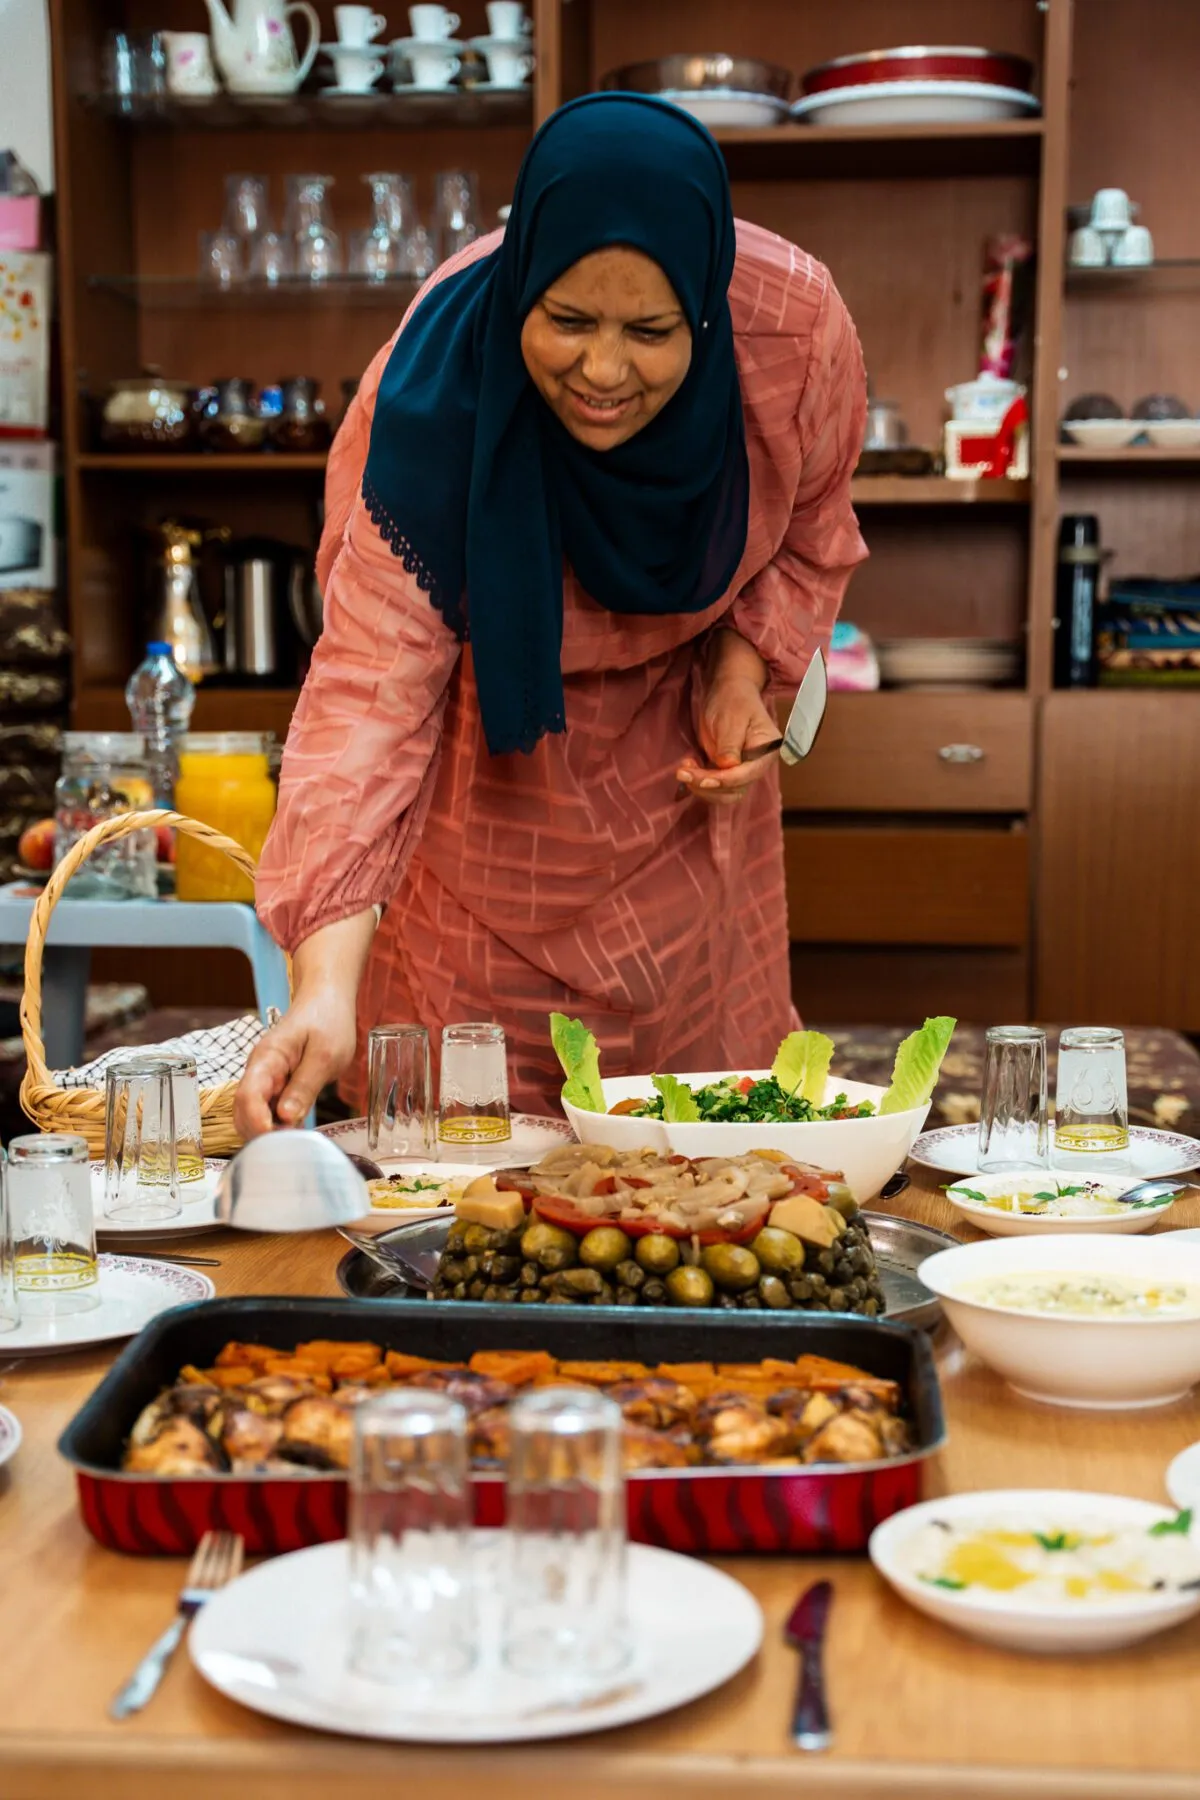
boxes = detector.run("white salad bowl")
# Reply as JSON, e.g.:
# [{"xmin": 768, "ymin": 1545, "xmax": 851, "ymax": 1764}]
[
  {"xmin": 561, "ymin": 1074, "xmax": 930, "ymax": 1202},
  {"xmin": 870, "ymin": 1490, "xmax": 1200, "ymax": 1654},
  {"xmin": 944, "ymin": 1168, "xmax": 1177, "ymax": 1238},
  {"xmin": 919, "ymin": 1233, "xmax": 1200, "ymax": 1408}
]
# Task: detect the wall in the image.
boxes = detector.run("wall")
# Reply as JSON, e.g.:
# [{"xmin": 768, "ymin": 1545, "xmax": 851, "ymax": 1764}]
[{"xmin": 0, "ymin": 0, "xmax": 53, "ymax": 190}]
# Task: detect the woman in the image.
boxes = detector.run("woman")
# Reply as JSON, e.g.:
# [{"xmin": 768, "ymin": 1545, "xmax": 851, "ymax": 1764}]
[{"xmin": 235, "ymin": 93, "xmax": 867, "ymax": 1138}]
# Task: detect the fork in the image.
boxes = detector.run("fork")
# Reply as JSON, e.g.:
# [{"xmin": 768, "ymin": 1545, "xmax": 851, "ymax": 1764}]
[{"xmin": 109, "ymin": 1530, "xmax": 244, "ymax": 1719}]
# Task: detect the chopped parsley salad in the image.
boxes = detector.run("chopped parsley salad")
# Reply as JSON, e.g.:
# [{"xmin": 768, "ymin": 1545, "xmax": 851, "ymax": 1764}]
[{"xmin": 549, "ymin": 1015, "xmax": 956, "ymax": 1124}]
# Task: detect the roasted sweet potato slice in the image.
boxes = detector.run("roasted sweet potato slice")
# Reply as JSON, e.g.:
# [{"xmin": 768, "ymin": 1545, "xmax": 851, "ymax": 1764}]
[{"xmin": 468, "ymin": 1350, "xmax": 557, "ymax": 1384}]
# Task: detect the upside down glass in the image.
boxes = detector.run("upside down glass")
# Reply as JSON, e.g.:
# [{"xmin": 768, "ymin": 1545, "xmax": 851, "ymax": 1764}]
[
  {"xmin": 977, "ymin": 1025, "xmax": 1049, "ymax": 1171},
  {"xmin": 501, "ymin": 1386, "xmax": 630, "ymax": 1685},
  {"xmin": 0, "ymin": 1150, "xmax": 19, "ymax": 1334},
  {"xmin": 8, "ymin": 1134, "xmax": 99, "ymax": 1315},
  {"xmin": 438, "ymin": 1022, "xmax": 510, "ymax": 1148},
  {"xmin": 367, "ymin": 1024, "xmax": 434, "ymax": 1159},
  {"xmin": 1054, "ymin": 1026, "xmax": 1129, "ymax": 1168},
  {"xmin": 348, "ymin": 1389, "xmax": 478, "ymax": 1683},
  {"xmin": 156, "ymin": 1052, "xmax": 204, "ymax": 1189},
  {"xmin": 104, "ymin": 1056, "xmax": 181, "ymax": 1224}
]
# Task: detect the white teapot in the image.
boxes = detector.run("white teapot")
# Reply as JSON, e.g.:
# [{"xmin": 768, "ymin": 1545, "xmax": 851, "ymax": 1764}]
[{"xmin": 204, "ymin": 0, "xmax": 319, "ymax": 94}]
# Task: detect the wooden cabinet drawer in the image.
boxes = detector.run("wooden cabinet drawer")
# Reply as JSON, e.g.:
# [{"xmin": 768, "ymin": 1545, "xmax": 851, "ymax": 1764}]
[
  {"xmin": 784, "ymin": 824, "xmax": 1029, "ymax": 947},
  {"xmin": 778, "ymin": 693, "xmax": 1033, "ymax": 813}
]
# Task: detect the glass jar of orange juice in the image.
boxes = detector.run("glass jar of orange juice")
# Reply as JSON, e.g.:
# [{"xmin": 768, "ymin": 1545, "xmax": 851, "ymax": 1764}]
[{"xmin": 174, "ymin": 732, "xmax": 276, "ymax": 903}]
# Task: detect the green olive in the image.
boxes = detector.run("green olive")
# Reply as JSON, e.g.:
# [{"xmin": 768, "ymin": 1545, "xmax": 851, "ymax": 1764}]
[
  {"xmin": 826, "ymin": 1181, "xmax": 859, "ymax": 1220},
  {"xmin": 461, "ymin": 1222, "xmax": 493, "ymax": 1254},
  {"xmin": 635, "ymin": 1234, "xmax": 681, "ymax": 1275},
  {"xmin": 749, "ymin": 1226, "xmax": 805, "ymax": 1276},
  {"xmin": 578, "ymin": 1226, "xmax": 633, "ymax": 1273},
  {"xmin": 664, "ymin": 1264, "xmax": 715, "ymax": 1308},
  {"xmin": 521, "ymin": 1220, "xmax": 579, "ymax": 1270},
  {"xmin": 700, "ymin": 1243, "xmax": 761, "ymax": 1293}
]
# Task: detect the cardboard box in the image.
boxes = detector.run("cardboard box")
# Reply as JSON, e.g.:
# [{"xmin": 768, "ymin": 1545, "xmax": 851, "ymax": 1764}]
[
  {"xmin": 0, "ymin": 250, "xmax": 51, "ymax": 435},
  {"xmin": 0, "ymin": 197, "xmax": 41, "ymax": 251},
  {"xmin": 0, "ymin": 440, "xmax": 56, "ymax": 589}
]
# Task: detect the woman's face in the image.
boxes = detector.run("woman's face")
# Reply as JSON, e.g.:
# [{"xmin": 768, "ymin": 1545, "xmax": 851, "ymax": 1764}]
[{"xmin": 520, "ymin": 246, "xmax": 693, "ymax": 451}]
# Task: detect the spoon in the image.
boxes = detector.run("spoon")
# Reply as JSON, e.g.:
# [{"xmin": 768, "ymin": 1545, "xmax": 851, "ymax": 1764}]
[
  {"xmin": 1114, "ymin": 1178, "xmax": 1189, "ymax": 1207},
  {"xmin": 216, "ymin": 1131, "xmax": 375, "ymax": 1233}
]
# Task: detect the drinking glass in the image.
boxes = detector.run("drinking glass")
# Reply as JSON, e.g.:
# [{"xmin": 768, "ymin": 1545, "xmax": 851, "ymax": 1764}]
[
  {"xmin": 1054, "ymin": 1027, "xmax": 1129, "ymax": 1166},
  {"xmin": 350, "ymin": 227, "xmax": 402, "ymax": 282},
  {"xmin": 438, "ymin": 1022, "xmax": 510, "ymax": 1148},
  {"xmin": 198, "ymin": 229, "xmax": 243, "ymax": 289},
  {"xmin": 100, "ymin": 30, "xmax": 167, "ymax": 113},
  {"xmin": 223, "ymin": 173, "xmax": 270, "ymax": 241},
  {"xmin": 348, "ymin": 1389, "xmax": 478, "ymax": 1683},
  {"xmin": 433, "ymin": 170, "xmax": 479, "ymax": 262},
  {"xmin": 8, "ymin": 1134, "xmax": 99, "ymax": 1316},
  {"xmin": 368, "ymin": 1025, "xmax": 434, "ymax": 1158},
  {"xmin": 977, "ymin": 1025, "xmax": 1048, "ymax": 1171},
  {"xmin": 246, "ymin": 230, "xmax": 292, "ymax": 284},
  {"xmin": 286, "ymin": 174, "xmax": 342, "ymax": 282},
  {"xmin": 104, "ymin": 1057, "xmax": 181, "ymax": 1225},
  {"xmin": 501, "ymin": 1387, "xmax": 630, "ymax": 1684},
  {"xmin": 156, "ymin": 1052, "xmax": 204, "ymax": 1190},
  {"xmin": 0, "ymin": 1150, "xmax": 19, "ymax": 1334},
  {"xmin": 399, "ymin": 222, "xmax": 438, "ymax": 281}
]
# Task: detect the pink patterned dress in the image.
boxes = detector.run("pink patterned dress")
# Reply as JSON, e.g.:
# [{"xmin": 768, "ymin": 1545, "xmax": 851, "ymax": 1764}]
[{"xmin": 256, "ymin": 221, "xmax": 868, "ymax": 1115}]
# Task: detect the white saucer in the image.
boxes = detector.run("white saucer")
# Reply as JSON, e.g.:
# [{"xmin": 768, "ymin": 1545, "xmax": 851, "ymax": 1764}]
[
  {"xmin": 467, "ymin": 32, "xmax": 532, "ymax": 48},
  {"xmin": 0, "ymin": 1405, "xmax": 21, "ymax": 1470},
  {"xmin": 1166, "ymin": 1442, "xmax": 1200, "ymax": 1512},
  {"xmin": 319, "ymin": 40, "xmax": 385, "ymax": 52},
  {"xmin": 319, "ymin": 1111, "xmax": 573, "ymax": 1168},
  {"xmin": 657, "ymin": 88, "xmax": 788, "ymax": 129},
  {"xmin": 910, "ymin": 1123, "xmax": 1200, "ymax": 1181},
  {"xmin": 466, "ymin": 77, "xmax": 531, "ymax": 90},
  {"xmin": 316, "ymin": 84, "xmax": 385, "ymax": 98},
  {"xmin": 390, "ymin": 34, "xmax": 463, "ymax": 50},
  {"xmin": 191, "ymin": 1535, "xmax": 762, "ymax": 1744},
  {"xmin": 90, "ymin": 1160, "xmax": 224, "ymax": 1241},
  {"xmin": 4, "ymin": 1255, "xmax": 213, "ymax": 1355}
]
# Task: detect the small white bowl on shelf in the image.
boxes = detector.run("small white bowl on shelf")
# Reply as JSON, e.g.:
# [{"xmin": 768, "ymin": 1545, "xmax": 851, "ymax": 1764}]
[
  {"xmin": 1060, "ymin": 418, "xmax": 1141, "ymax": 449},
  {"xmin": 1142, "ymin": 419, "xmax": 1200, "ymax": 448},
  {"xmin": 943, "ymin": 1168, "xmax": 1179, "ymax": 1237}
]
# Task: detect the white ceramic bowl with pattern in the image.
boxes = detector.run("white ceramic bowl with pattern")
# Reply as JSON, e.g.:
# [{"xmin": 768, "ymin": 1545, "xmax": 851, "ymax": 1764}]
[{"xmin": 562, "ymin": 1073, "xmax": 930, "ymax": 1201}]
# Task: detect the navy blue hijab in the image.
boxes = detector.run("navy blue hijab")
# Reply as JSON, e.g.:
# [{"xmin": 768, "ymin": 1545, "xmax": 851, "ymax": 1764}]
[{"xmin": 362, "ymin": 93, "xmax": 749, "ymax": 757}]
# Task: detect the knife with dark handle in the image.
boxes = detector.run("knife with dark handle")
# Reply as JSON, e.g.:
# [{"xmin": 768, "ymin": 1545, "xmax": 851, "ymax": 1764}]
[{"xmin": 785, "ymin": 1578, "xmax": 833, "ymax": 1752}]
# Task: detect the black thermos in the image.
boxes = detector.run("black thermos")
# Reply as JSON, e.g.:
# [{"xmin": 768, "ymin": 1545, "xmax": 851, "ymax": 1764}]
[{"xmin": 1053, "ymin": 514, "xmax": 1101, "ymax": 688}]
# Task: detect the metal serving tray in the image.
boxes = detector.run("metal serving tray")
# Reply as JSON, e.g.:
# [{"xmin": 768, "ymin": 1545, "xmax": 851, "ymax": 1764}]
[{"xmin": 59, "ymin": 1298, "xmax": 945, "ymax": 1559}]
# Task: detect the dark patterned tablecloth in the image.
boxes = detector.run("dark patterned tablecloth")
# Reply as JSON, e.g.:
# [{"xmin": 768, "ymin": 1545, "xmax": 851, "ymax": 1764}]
[{"xmin": 817, "ymin": 1023, "xmax": 1200, "ymax": 1137}]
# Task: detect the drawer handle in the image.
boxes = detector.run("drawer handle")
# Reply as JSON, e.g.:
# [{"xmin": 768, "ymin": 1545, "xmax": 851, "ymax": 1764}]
[{"xmin": 937, "ymin": 743, "xmax": 985, "ymax": 765}]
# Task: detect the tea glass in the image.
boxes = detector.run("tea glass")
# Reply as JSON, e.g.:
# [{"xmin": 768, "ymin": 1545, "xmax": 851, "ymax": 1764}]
[
  {"xmin": 438, "ymin": 1022, "xmax": 510, "ymax": 1148},
  {"xmin": 199, "ymin": 228, "xmax": 243, "ymax": 289},
  {"xmin": 7, "ymin": 1134, "xmax": 99, "ymax": 1316},
  {"xmin": 0, "ymin": 1150, "xmax": 19, "ymax": 1334},
  {"xmin": 501, "ymin": 1387, "xmax": 630, "ymax": 1685},
  {"xmin": 246, "ymin": 230, "xmax": 292, "ymax": 284},
  {"xmin": 100, "ymin": 30, "xmax": 167, "ymax": 112},
  {"xmin": 348, "ymin": 1390, "xmax": 478, "ymax": 1683},
  {"xmin": 287, "ymin": 174, "xmax": 342, "ymax": 282},
  {"xmin": 104, "ymin": 1057, "xmax": 181, "ymax": 1225},
  {"xmin": 367, "ymin": 1024, "xmax": 435, "ymax": 1158},
  {"xmin": 977, "ymin": 1025, "xmax": 1049, "ymax": 1171},
  {"xmin": 155, "ymin": 1052, "xmax": 204, "ymax": 1190},
  {"xmin": 434, "ymin": 169, "xmax": 479, "ymax": 259},
  {"xmin": 1053, "ymin": 1026, "xmax": 1129, "ymax": 1169},
  {"xmin": 223, "ymin": 173, "xmax": 270, "ymax": 241}
]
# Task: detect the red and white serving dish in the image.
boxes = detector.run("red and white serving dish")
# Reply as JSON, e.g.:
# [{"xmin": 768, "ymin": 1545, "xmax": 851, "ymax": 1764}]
[
  {"xmin": 800, "ymin": 45, "xmax": 1035, "ymax": 96},
  {"xmin": 790, "ymin": 80, "xmax": 1040, "ymax": 128}
]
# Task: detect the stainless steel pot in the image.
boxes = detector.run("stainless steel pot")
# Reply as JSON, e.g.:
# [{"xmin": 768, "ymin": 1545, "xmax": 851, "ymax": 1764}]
[{"xmin": 602, "ymin": 54, "xmax": 794, "ymax": 101}]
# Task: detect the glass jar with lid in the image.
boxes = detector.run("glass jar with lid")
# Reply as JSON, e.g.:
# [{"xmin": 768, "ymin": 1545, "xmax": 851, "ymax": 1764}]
[
  {"xmin": 53, "ymin": 733, "xmax": 157, "ymax": 900},
  {"xmin": 173, "ymin": 731, "xmax": 277, "ymax": 902}
]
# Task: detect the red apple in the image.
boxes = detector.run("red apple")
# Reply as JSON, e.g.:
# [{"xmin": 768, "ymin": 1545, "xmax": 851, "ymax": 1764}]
[
  {"xmin": 155, "ymin": 824, "xmax": 176, "ymax": 864},
  {"xmin": 18, "ymin": 818, "xmax": 55, "ymax": 872}
]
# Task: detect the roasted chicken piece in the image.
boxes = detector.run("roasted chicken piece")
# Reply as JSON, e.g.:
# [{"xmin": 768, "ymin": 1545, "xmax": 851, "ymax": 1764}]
[
  {"xmin": 767, "ymin": 1388, "xmax": 840, "ymax": 1442},
  {"xmin": 277, "ymin": 1396, "xmax": 355, "ymax": 1470},
  {"xmin": 694, "ymin": 1394, "xmax": 795, "ymax": 1465},
  {"xmin": 604, "ymin": 1377, "xmax": 698, "ymax": 1432},
  {"xmin": 125, "ymin": 1417, "xmax": 225, "ymax": 1476},
  {"xmin": 401, "ymin": 1370, "xmax": 515, "ymax": 1416},
  {"xmin": 217, "ymin": 1405, "xmax": 285, "ymax": 1470},
  {"xmin": 469, "ymin": 1404, "xmax": 511, "ymax": 1467},
  {"xmin": 241, "ymin": 1375, "xmax": 317, "ymax": 1414},
  {"xmin": 128, "ymin": 1384, "xmax": 222, "ymax": 1449},
  {"xmin": 621, "ymin": 1424, "xmax": 697, "ymax": 1470},
  {"xmin": 802, "ymin": 1408, "xmax": 887, "ymax": 1465}
]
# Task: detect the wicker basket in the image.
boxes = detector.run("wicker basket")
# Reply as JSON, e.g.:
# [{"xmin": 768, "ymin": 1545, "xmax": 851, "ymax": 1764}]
[{"xmin": 19, "ymin": 808, "xmax": 265, "ymax": 1157}]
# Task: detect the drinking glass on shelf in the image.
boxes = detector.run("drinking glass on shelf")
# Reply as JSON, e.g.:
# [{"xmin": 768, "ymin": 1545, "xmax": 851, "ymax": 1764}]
[
  {"xmin": 367, "ymin": 1024, "xmax": 434, "ymax": 1158},
  {"xmin": 104, "ymin": 1056, "xmax": 181, "ymax": 1225},
  {"xmin": 348, "ymin": 1389, "xmax": 478, "ymax": 1683},
  {"xmin": 501, "ymin": 1386, "xmax": 630, "ymax": 1685},
  {"xmin": 1053, "ymin": 1027, "xmax": 1130, "ymax": 1166},
  {"xmin": 156, "ymin": 1052, "xmax": 205, "ymax": 1190},
  {"xmin": 433, "ymin": 169, "xmax": 479, "ymax": 263},
  {"xmin": 100, "ymin": 30, "xmax": 167, "ymax": 113},
  {"xmin": 977, "ymin": 1025, "xmax": 1048, "ymax": 1171},
  {"xmin": 399, "ymin": 222, "xmax": 438, "ymax": 282},
  {"xmin": 246, "ymin": 230, "xmax": 291, "ymax": 285},
  {"xmin": 7, "ymin": 1134, "xmax": 99, "ymax": 1316},
  {"xmin": 286, "ymin": 174, "xmax": 342, "ymax": 283},
  {"xmin": 199, "ymin": 228, "xmax": 243, "ymax": 289},
  {"xmin": 0, "ymin": 1150, "xmax": 20, "ymax": 1335},
  {"xmin": 350, "ymin": 227, "xmax": 402, "ymax": 282},
  {"xmin": 438, "ymin": 1022, "xmax": 510, "ymax": 1147},
  {"xmin": 223, "ymin": 173, "xmax": 270, "ymax": 241}
]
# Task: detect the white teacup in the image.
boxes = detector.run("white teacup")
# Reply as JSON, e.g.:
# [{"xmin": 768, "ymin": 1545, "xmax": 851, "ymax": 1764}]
[
  {"xmin": 409, "ymin": 5, "xmax": 459, "ymax": 39},
  {"xmin": 484, "ymin": 43, "xmax": 532, "ymax": 85},
  {"xmin": 486, "ymin": 1, "xmax": 530, "ymax": 35},
  {"xmin": 1110, "ymin": 224, "xmax": 1154, "ymax": 267},
  {"xmin": 1090, "ymin": 187, "xmax": 1133, "ymax": 230},
  {"xmin": 1068, "ymin": 224, "xmax": 1108, "ymax": 268},
  {"xmin": 407, "ymin": 41, "xmax": 460, "ymax": 83},
  {"xmin": 162, "ymin": 31, "xmax": 219, "ymax": 96},
  {"xmin": 327, "ymin": 46, "xmax": 385, "ymax": 89},
  {"xmin": 335, "ymin": 5, "xmax": 387, "ymax": 45}
]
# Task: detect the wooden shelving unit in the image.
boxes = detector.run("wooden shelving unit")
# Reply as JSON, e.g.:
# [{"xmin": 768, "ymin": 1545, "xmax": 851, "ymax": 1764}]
[
  {"xmin": 77, "ymin": 453, "xmax": 329, "ymax": 473},
  {"xmin": 850, "ymin": 476, "xmax": 1030, "ymax": 506},
  {"xmin": 1057, "ymin": 445, "xmax": 1200, "ymax": 464}
]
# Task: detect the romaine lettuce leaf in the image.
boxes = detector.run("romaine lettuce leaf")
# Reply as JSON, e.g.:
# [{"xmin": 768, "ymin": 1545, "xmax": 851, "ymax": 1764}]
[
  {"xmin": 549, "ymin": 1013, "xmax": 605, "ymax": 1113},
  {"xmin": 651, "ymin": 1073, "xmax": 700, "ymax": 1122},
  {"xmin": 771, "ymin": 1030, "xmax": 834, "ymax": 1105},
  {"xmin": 880, "ymin": 1016, "xmax": 957, "ymax": 1115}
]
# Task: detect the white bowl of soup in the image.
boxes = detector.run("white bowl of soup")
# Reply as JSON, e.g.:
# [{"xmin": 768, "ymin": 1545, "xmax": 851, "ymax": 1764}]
[
  {"xmin": 562, "ymin": 1074, "xmax": 930, "ymax": 1203},
  {"xmin": 918, "ymin": 1234, "xmax": 1200, "ymax": 1408},
  {"xmin": 943, "ymin": 1169, "xmax": 1178, "ymax": 1238}
]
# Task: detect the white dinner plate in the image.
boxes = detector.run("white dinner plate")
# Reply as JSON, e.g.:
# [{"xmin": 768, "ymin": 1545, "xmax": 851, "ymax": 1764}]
[
  {"xmin": 91, "ymin": 1160, "xmax": 224, "ymax": 1242},
  {"xmin": 0, "ymin": 1405, "xmax": 22, "ymax": 1469},
  {"xmin": 789, "ymin": 79, "xmax": 1041, "ymax": 128},
  {"xmin": 356, "ymin": 1160, "xmax": 487, "ymax": 1224},
  {"xmin": 191, "ymin": 1536, "xmax": 762, "ymax": 1744},
  {"xmin": 910, "ymin": 1123, "xmax": 1200, "ymax": 1181},
  {"xmin": 656, "ymin": 88, "xmax": 788, "ymax": 129},
  {"xmin": 319, "ymin": 1111, "xmax": 573, "ymax": 1171},
  {"xmin": 943, "ymin": 1168, "xmax": 1180, "ymax": 1237},
  {"xmin": 4, "ymin": 1256, "xmax": 213, "ymax": 1355}
]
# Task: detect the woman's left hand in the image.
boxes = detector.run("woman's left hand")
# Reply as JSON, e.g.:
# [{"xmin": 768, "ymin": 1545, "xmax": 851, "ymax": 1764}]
[{"xmin": 679, "ymin": 649, "xmax": 781, "ymax": 805}]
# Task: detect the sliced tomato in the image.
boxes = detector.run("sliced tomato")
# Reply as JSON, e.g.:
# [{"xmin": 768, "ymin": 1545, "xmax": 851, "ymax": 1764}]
[
  {"xmin": 531, "ymin": 1195, "xmax": 761, "ymax": 1245},
  {"xmin": 779, "ymin": 1163, "xmax": 830, "ymax": 1202},
  {"xmin": 737, "ymin": 1076, "xmax": 755, "ymax": 1095}
]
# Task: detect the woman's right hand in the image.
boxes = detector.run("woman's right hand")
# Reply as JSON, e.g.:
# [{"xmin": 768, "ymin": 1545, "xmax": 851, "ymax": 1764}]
[{"xmin": 234, "ymin": 984, "xmax": 359, "ymax": 1139}]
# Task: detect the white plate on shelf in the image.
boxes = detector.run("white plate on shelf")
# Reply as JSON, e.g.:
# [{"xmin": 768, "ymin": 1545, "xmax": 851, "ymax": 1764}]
[
  {"xmin": 656, "ymin": 88, "xmax": 788, "ymax": 129},
  {"xmin": 910, "ymin": 1123, "xmax": 1200, "ymax": 1181},
  {"xmin": 1060, "ymin": 419, "xmax": 1141, "ymax": 449},
  {"xmin": 90, "ymin": 1160, "xmax": 224, "ymax": 1242},
  {"xmin": 789, "ymin": 79, "xmax": 1041, "ymax": 128},
  {"xmin": 0, "ymin": 1405, "xmax": 22, "ymax": 1470},
  {"xmin": 319, "ymin": 1111, "xmax": 573, "ymax": 1172},
  {"xmin": 3, "ymin": 1256, "xmax": 213, "ymax": 1355},
  {"xmin": 191, "ymin": 1535, "xmax": 762, "ymax": 1744}
]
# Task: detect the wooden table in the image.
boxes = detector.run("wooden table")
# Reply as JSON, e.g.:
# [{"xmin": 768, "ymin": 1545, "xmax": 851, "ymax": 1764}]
[{"xmin": 3, "ymin": 1173, "xmax": 1200, "ymax": 1800}]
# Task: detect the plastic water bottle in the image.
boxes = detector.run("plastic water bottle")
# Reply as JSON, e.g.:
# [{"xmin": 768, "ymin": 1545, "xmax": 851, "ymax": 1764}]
[{"xmin": 125, "ymin": 640, "xmax": 195, "ymax": 806}]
